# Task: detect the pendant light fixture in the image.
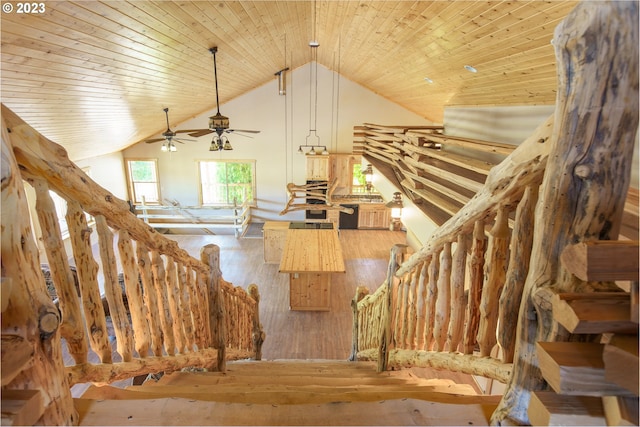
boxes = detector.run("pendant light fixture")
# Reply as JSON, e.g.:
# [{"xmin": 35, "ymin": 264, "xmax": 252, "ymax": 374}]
[{"xmin": 298, "ymin": 0, "xmax": 328, "ymax": 156}]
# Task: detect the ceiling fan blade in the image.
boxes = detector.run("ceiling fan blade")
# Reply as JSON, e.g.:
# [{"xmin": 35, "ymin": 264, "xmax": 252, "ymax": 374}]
[
  {"xmin": 188, "ymin": 129, "xmax": 214, "ymax": 137},
  {"xmin": 174, "ymin": 129, "xmax": 207, "ymax": 134},
  {"xmin": 226, "ymin": 129, "xmax": 261, "ymax": 134},
  {"xmin": 174, "ymin": 137, "xmax": 197, "ymax": 143},
  {"xmin": 145, "ymin": 138, "xmax": 165, "ymax": 143}
]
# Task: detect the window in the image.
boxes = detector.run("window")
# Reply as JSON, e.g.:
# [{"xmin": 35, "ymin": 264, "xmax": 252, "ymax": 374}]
[
  {"xmin": 126, "ymin": 159, "xmax": 160, "ymax": 204},
  {"xmin": 198, "ymin": 160, "xmax": 255, "ymax": 205}
]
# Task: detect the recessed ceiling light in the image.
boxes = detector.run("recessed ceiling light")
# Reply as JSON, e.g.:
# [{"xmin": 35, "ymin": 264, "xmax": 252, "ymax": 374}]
[
  {"xmin": 424, "ymin": 77, "xmax": 433, "ymax": 84},
  {"xmin": 464, "ymin": 65, "xmax": 478, "ymax": 73}
]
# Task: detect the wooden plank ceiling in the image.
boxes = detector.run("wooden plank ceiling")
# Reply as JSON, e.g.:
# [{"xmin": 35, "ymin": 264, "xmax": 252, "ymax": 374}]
[{"xmin": 1, "ymin": 1, "xmax": 579, "ymax": 161}]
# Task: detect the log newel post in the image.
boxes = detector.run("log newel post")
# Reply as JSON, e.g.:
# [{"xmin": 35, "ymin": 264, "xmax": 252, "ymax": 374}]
[
  {"xmin": 378, "ymin": 244, "xmax": 407, "ymax": 372},
  {"xmin": 201, "ymin": 244, "xmax": 226, "ymax": 371},
  {"xmin": 491, "ymin": 2, "xmax": 639, "ymax": 424},
  {"xmin": 1, "ymin": 118, "xmax": 77, "ymax": 424},
  {"xmin": 248, "ymin": 284, "xmax": 265, "ymax": 360},
  {"xmin": 349, "ymin": 286, "xmax": 370, "ymax": 361}
]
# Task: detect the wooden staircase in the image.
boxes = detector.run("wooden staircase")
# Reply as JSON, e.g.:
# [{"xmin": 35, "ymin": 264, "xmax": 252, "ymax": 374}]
[
  {"xmin": 529, "ymin": 241, "xmax": 640, "ymax": 426},
  {"xmin": 74, "ymin": 360, "xmax": 501, "ymax": 426}
]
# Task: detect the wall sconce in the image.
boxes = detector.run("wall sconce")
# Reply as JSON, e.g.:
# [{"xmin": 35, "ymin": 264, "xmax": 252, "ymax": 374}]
[
  {"xmin": 364, "ymin": 164, "xmax": 373, "ymax": 192},
  {"xmin": 385, "ymin": 191, "xmax": 404, "ymax": 231}
]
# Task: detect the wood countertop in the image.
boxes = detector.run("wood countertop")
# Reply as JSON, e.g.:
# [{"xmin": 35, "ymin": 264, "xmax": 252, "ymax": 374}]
[{"xmin": 279, "ymin": 228, "xmax": 345, "ymax": 273}]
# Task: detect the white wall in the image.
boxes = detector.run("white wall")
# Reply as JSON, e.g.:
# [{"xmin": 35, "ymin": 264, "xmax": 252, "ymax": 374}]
[{"xmin": 123, "ymin": 63, "xmax": 434, "ymax": 222}]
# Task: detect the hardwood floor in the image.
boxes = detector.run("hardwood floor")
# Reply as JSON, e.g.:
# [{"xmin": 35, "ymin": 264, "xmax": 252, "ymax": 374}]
[{"xmin": 169, "ymin": 229, "xmax": 407, "ymax": 360}]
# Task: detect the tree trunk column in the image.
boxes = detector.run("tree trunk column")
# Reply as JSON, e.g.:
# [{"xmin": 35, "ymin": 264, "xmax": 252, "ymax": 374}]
[{"xmin": 491, "ymin": 2, "xmax": 639, "ymax": 424}]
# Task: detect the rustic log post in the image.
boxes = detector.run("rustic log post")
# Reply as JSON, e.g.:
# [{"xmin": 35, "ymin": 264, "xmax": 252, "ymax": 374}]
[
  {"xmin": 165, "ymin": 258, "xmax": 186, "ymax": 354},
  {"xmin": 378, "ymin": 244, "xmax": 407, "ymax": 372},
  {"xmin": 179, "ymin": 265, "xmax": 197, "ymax": 351},
  {"xmin": 151, "ymin": 251, "xmax": 175, "ymax": 356},
  {"xmin": 464, "ymin": 220, "xmax": 486, "ymax": 354},
  {"xmin": 397, "ymin": 270, "xmax": 411, "ymax": 348},
  {"xmin": 447, "ymin": 233, "xmax": 468, "ymax": 352},
  {"xmin": 478, "ymin": 206, "xmax": 510, "ymax": 357},
  {"xmin": 202, "ymin": 244, "xmax": 226, "ymax": 371},
  {"xmin": 185, "ymin": 265, "xmax": 205, "ymax": 349},
  {"xmin": 424, "ymin": 251, "xmax": 440, "ymax": 351},
  {"xmin": 407, "ymin": 269, "xmax": 419, "ymax": 349},
  {"xmin": 96, "ymin": 215, "xmax": 133, "ymax": 362},
  {"xmin": 434, "ymin": 242, "xmax": 452, "ymax": 351},
  {"xmin": 415, "ymin": 261, "xmax": 428, "ymax": 350},
  {"xmin": 31, "ymin": 178, "xmax": 87, "ymax": 364},
  {"xmin": 492, "ymin": 2, "xmax": 639, "ymax": 424},
  {"xmin": 249, "ymin": 284, "xmax": 265, "ymax": 360},
  {"xmin": 66, "ymin": 200, "xmax": 112, "ymax": 363},
  {"xmin": 136, "ymin": 244, "xmax": 163, "ymax": 357},
  {"xmin": 1, "ymin": 117, "xmax": 76, "ymax": 424},
  {"xmin": 349, "ymin": 286, "xmax": 369, "ymax": 361},
  {"xmin": 117, "ymin": 230, "xmax": 150, "ymax": 358},
  {"xmin": 498, "ymin": 185, "xmax": 538, "ymax": 363}
]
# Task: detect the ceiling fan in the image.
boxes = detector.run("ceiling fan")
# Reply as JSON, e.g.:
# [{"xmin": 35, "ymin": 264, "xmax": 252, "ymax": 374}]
[
  {"xmin": 181, "ymin": 47, "xmax": 260, "ymax": 151},
  {"xmin": 145, "ymin": 107, "xmax": 195, "ymax": 152}
]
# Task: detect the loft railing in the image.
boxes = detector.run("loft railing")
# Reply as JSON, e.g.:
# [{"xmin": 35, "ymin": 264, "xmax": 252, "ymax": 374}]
[
  {"xmin": 351, "ymin": 2, "xmax": 638, "ymax": 425},
  {"xmin": 350, "ymin": 113, "xmax": 553, "ymax": 385},
  {"xmin": 1, "ymin": 104, "xmax": 264, "ymax": 424}
]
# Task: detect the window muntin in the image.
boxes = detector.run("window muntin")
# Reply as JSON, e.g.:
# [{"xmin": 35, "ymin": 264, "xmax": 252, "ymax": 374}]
[
  {"xmin": 198, "ymin": 160, "xmax": 255, "ymax": 205},
  {"xmin": 126, "ymin": 159, "xmax": 160, "ymax": 204}
]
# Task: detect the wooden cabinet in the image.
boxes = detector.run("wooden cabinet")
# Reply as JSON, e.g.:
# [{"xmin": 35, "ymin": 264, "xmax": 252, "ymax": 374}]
[
  {"xmin": 306, "ymin": 155, "xmax": 329, "ymax": 180},
  {"xmin": 358, "ymin": 203, "xmax": 390, "ymax": 229},
  {"xmin": 326, "ymin": 209, "xmax": 340, "ymax": 227},
  {"xmin": 329, "ymin": 154, "xmax": 359, "ymax": 195},
  {"xmin": 289, "ymin": 273, "xmax": 330, "ymax": 311},
  {"xmin": 263, "ymin": 221, "xmax": 290, "ymax": 263}
]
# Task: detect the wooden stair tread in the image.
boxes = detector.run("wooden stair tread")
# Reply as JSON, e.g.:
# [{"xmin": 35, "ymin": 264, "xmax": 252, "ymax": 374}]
[
  {"xmin": 75, "ymin": 396, "xmax": 497, "ymax": 426},
  {"xmin": 552, "ymin": 293, "xmax": 637, "ymax": 334},
  {"xmin": 602, "ymin": 396, "xmax": 640, "ymax": 426},
  {"xmin": 603, "ymin": 335, "xmax": 639, "ymax": 394},
  {"xmin": 146, "ymin": 371, "xmax": 457, "ymax": 387},
  {"xmin": 528, "ymin": 391, "xmax": 606, "ymax": 426},
  {"xmin": 536, "ymin": 342, "xmax": 635, "ymax": 396},
  {"xmin": 81, "ymin": 382, "xmax": 481, "ymax": 405},
  {"xmin": 0, "ymin": 389, "xmax": 44, "ymax": 426},
  {"xmin": 561, "ymin": 240, "xmax": 640, "ymax": 281}
]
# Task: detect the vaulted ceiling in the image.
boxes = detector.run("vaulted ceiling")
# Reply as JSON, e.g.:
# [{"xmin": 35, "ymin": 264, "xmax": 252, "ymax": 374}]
[{"xmin": 1, "ymin": 1, "xmax": 579, "ymax": 160}]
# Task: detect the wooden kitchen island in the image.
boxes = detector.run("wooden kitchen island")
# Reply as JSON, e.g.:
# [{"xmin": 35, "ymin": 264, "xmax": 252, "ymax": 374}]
[{"xmin": 278, "ymin": 223, "xmax": 345, "ymax": 311}]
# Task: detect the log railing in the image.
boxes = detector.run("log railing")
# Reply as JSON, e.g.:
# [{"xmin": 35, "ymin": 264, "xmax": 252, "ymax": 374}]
[
  {"xmin": 352, "ymin": 2, "xmax": 638, "ymax": 425},
  {"xmin": 1, "ymin": 104, "xmax": 264, "ymax": 423},
  {"xmin": 352, "ymin": 108, "xmax": 553, "ymax": 374}
]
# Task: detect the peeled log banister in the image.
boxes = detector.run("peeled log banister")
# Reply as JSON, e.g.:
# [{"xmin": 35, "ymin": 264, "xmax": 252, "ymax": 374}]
[
  {"xmin": 464, "ymin": 220, "xmax": 486, "ymax": 355},
  {"xmin": 66, "ymin": 200, "xmax": 112, "ymax": 364},
  {"xmin": 2, "ymin": 118, "xmax": 76, "ymax": 425},
  {"xmin": 477, "ymin": 206, "xmax": 511, "ymax": 357},
  {"xmin": 151, "ymin": 251, "xmax": 176, "ymax": 356},
  {"xmin": 96, "ymin": 215, "xmax": 133, "ymax": 362},
  {"xmin": 498, "ymin": 184, "xmax": 538, "ymax": 363},
  {"xmin": 117, "ymin": 230, "xmax": 151, "ymax": 358},
  {"xmin": 378, "ymin": 244, "xmax": 407, "ymax": 372},
  {"xmin": 492, "ymin": 2, "xmax": 639, "ymax": 424},
  {"xmin": 395, "ymin": 115, "xmax": 554, "ymax": 278},
  {"xmin": 358, "ymin": 348, "xmax": 512, "ymax": 384},
  {"xmin": 447, "ymin": 234, "xmax": 467, "ymax": 352},
  {"xmin": 136, "ymin": 244, "xmax": 163, "ymax": 357},
  {"xmin": 2, "ymin": 104, "xmax": 207, "ymax": 276},
  {"xmin": 434, "ymin": 242, "xmax": 452, "ymax": 351},
  {"xmin": 31, "ymin": 179, "xmax": 87, "ymax": 364}
]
